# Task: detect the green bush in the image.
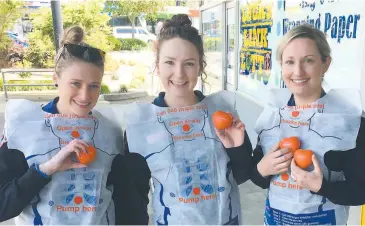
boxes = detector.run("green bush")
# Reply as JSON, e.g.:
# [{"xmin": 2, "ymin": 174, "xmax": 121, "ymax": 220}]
[
  {"xmin": 100, "ymin": 83, "xmax": 110, "ymax": 94},
  {"xmin": 24, "ymin": 31, "xmax": 55, "ymax": 68},
  {"xmin": 203, "ymin": 37, "xmax": 222, "ymax": 52},
  {"xmin": 119, "ymin": 58, "xmax": 126, "ymax": 65},
  {"xmin": 119, "ymin": 38, "xmax": 147, "ymax": 51},
  {"xmin": 3, "ymin": 80, "xmax": 56, "ymax": 92},
  {"xmin": 19, "ymin": 72, "xmax": 32, "ymax": 79},
  {"xmin": 0, "ymin": 79, "xmax": 3, "ymax": 92},
  {"xmin": 119, "ymin": 84, "xmax": 128, "ymax": 93},
  {"xmin": 107, "ymin": 36, "xmax": 121, "ymax": 51},
  {"xmin": 129, "ymin": 76, "xmax": 145, "ymax": 89},
  {"xmin": 111, "ymin": 74, "xmax": 119, "ymax": 80},
  {"xmin": 104, "ymin": 54, "xmax": 120, "ymax": 72}
]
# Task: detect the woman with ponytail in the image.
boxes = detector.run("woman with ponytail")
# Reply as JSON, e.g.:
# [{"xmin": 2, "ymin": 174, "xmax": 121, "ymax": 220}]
[{"xmin": 0, "ymin": 25, "xmax": 149, "ymax": 225}]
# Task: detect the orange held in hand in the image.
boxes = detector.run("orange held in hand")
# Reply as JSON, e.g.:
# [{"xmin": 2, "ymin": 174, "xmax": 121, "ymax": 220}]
[
  {"xmin": 212, "ymin": 111, "xmax": 233, "ymax": 130},
  {"xmin": 294, "ymin": 149, "xmax": 313, "ymax": 169},
  {"xmin": 77, "ymin": 146, "xmax": 97, "ymax": 165},
  {"xmin": 279, "ymin": 137, "xmax": 301, "ymax": 153}
]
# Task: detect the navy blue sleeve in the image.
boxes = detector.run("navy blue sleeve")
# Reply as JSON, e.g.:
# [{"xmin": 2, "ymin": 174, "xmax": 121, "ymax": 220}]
[
  {"xmin": 225, "ymin": 131, "xmax": 253, "ymax": 185},
  {"xmin": 314, "ymin": 117, "xmax": 365, "ymax": 206},
  {"xmin": 109, "ymin": 132, "xmax": 150, "ymax": 225},
  {"xmin": 250, "ymin": 138, "xmax": 271, "ymax": 189},
  {"xmin": 0, "ymin": 142, "xmax": 51, "ymax": 222}
]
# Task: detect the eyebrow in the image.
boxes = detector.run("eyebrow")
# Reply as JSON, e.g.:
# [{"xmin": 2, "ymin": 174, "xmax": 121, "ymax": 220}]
[
  {"xmin": 285, "ymin": 55, "xmax": 315, "ymax": 59},
  {"xmin": 70, "ymin": 79, "xmax": 101, "ymax": 84},
  {"xmin": 164, "ymin": 56, "xmax": 197, "ymax": 61}
]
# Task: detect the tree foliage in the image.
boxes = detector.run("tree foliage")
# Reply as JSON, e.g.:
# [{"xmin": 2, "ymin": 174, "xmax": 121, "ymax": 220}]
[
  {"xmin": 25, "ymin": 0, "xmax": 113, "ymax": 68},
  {"xmin": 0, "ymin": 0, "xmax": 23, "ymax": 67},
  {"xmin": 0, "ymin": 0, "xmax": 23, "ymax": 50},
  {"xmin": 104, "ymin": 0, "xmax": 167, "ymax": 37}
]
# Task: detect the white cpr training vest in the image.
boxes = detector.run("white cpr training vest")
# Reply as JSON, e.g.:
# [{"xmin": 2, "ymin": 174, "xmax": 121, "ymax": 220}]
[
  {"xmin": 255, "ymin": 88, "xmax": 362, "ymax": 225},
  {"xmin": 4, "ymin": 99, "xmax": 122, "ymax": 225},
  {"xmin": 124, "ymin": 91, "xmax": 242, "ymax": 225}
]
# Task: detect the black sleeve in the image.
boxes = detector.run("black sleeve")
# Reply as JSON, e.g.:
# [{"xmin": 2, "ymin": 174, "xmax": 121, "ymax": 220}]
[
  {"xmin": 225, "ymin": 130, "xmax": 253, "ymax": 185},
  {"xmin": 314, "ymin": 117, "xmax": 365, "ymax": 206},
  {"xmin": 111, "ymin": 132, "xmax": 151, "ymax": 225},
  {"xmin": 249, "ymin": 137, "xmax": 271, "ymax": 189},
  {"xmin": 0, "ymin": 142, "xmax": 51, "ymax": 222}
]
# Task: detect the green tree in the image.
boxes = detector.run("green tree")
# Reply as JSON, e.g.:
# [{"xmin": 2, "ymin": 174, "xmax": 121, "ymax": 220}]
[
  {"xmin": 0, "ymin": 0, "xmax": 22, "ymax": 50},
  {"xmin": 25, "ymin": 0, "xmax": 113, "ymax": 68},
  {"xmin": 0, "ymin": 0, "xmax": 23, "ymax": 67},
  {"xmin": 104, "ymin": 0, "xmax": 167, "ymax": 38}
]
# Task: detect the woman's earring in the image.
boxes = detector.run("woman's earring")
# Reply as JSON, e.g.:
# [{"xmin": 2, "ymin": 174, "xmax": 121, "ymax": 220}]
[{"xmin": 55, "ymin": 84, "xmax": 58, "ymax": 87}]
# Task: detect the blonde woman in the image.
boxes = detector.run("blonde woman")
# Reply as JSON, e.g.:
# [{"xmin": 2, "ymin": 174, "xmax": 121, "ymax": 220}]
[
  {"xmin": 0, "ymin": 26, "xmax": 149, "ymax": 225},
  {"xmin": 251, "ymin": 24, "xmax": 365, "ymax": 225}
]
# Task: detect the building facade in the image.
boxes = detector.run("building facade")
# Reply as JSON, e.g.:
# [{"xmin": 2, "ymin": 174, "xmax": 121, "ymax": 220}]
[{"xmin": 199, "ymin": 0, "xmax": 365, "ymax": 130}]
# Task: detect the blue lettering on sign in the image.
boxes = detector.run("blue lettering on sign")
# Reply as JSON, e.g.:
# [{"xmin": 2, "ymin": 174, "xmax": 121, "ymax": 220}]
[
  {"xmin": 324, "ymin": 13, "xmax": 360, "ymax": 43},
  {"xmin": 300, "ymin": 1, "xmax": 316, "ymax": 11},
  {"xmin": 283, "ymin": 14, "xmax": 321, "ymax": 35},
  {"xmin": 282, "ymin": 13, "xmax": 360, "ymax": 43},
  {"xmin": 264, "ymin": 199, "xmax": 336, "ymax": 225}
]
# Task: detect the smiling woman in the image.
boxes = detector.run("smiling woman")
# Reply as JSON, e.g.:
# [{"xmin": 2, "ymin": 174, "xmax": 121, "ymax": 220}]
[
  {"xmin": 53, "ymin": 26, "xmax": 105, "ymax": 116},
  {"xmin": 0, "ymin": 25, "xmax": 149, "ymax": 225},
  {"xmin": 122, "ymin": 13, "xmax": 254, "ymax": 225},
  {"xmin": 251, "ymin": 24, "xmax": 365, "ymax": 225},
  {"xmin": 276, "ymin": 24, "xmax": 331, "ymax": 106}
]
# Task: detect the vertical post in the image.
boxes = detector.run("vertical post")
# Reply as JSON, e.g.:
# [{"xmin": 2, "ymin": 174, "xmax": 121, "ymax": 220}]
[
  {"xmin": 51, "ymin": 0, "xmax": 63, "ymax": 51},
  {"xmin": 2, "ymin": 71, "xmax": 8, "ymax": 101}
]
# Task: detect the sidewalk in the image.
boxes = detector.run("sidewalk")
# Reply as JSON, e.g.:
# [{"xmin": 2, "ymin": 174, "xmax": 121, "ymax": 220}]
[{"xmin": 0, "ymin": 95, "xmax": 361, "ymax": 225}]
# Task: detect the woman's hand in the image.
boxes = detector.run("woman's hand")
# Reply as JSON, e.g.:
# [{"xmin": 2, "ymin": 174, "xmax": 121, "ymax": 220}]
[
  {"xmin": 215, "ymin": 117, "xmax": 245, "ymax": 148},
  {"xmin": 257, "ymin": 143, "xmax": 293, "ymax": 177},
  {"xmin": 39, "ymin": 139, "xmax": 88, "ymax": 176},
  {"xmin": 290, "ymin": 154, "xmax": 323, "ymax": 192}
]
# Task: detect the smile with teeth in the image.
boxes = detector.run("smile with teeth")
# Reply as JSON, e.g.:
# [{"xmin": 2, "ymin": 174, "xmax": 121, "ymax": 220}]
[
  {"xmin": 73, "ymin": 100, "xmax": 90, "ymax": 107},
  {"xmin": 170, "ymin": 81, "xmax": 188, "ymax": 86},
  {"xmin": 292, "ymin": 79, "xmax": 309, "ymax": 84}
]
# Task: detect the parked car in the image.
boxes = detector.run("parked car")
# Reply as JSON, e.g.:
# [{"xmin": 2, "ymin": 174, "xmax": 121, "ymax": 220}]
[{"xmin": 112, "ymin": 26, "xmax": 156, "ymax": 44}]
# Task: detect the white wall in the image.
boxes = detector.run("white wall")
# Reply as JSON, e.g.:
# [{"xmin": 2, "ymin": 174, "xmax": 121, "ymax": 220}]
[{"xmin": 235, "ymin": 92, "xmax": 264, "ymax": 146}]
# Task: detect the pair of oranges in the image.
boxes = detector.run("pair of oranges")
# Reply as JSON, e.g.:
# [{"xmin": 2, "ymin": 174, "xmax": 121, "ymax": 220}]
[
  {"xmin": 279, "ymin": 137, "xmax": 313, "ymax": 169},
  {"xmin": 211, "ymin": 111, "xmax": 313, "ymax": 170}
]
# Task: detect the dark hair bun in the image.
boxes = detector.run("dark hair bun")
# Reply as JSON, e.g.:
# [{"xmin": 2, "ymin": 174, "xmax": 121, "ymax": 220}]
[
  {"xmin": 171, "ymin": 14, "xmax": 192, "ymax": 27},
  {"xmin": 60, "ymin": 25, "xmax": 84, "ymax": 46},
  {"xmin": 162, "ymin": 14, "xmax": 192, "ymax": 31}
]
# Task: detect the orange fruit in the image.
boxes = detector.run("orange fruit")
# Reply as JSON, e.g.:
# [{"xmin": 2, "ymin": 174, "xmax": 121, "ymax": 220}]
[
  {"xmin": 279, "ymin": 137, "xmax": 301, "ymax": 153},
  {"xmin": 77, "ymin": 146, "xmax": 97, "ymax": 165},
  {"xmin": 294, "ymin": 149, "xmax": 313, "ymax": 169},
  {"xmin": 212, "ymin": 111, "xmax": 233, "ymax": 130},
  {"xmin": 71, "ymin": 130, "xmax": 80, "ymax": 138}
]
